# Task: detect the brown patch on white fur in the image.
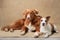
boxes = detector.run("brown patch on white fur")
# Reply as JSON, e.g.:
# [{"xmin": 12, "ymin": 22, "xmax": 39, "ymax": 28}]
[{"xmin": 50, "ymin": 23, "xmax": 57, "ymax": 34}]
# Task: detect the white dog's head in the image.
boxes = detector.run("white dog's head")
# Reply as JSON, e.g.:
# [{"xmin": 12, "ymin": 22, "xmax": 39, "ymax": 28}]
[{"xmin": 40, "ymin": 16, "xmax": 51, "ymax": 26}]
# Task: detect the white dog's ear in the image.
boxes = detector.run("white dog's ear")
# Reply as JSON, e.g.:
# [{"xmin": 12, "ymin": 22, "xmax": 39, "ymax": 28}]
[{"xmin": 46, "ymin": 16, "xmax": 51, "ymax": 20}]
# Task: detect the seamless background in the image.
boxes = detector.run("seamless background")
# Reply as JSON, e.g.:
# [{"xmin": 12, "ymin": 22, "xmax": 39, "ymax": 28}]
[{"xmin": 0, "ymin": 0, "xmax": 60, "ymax": 37}]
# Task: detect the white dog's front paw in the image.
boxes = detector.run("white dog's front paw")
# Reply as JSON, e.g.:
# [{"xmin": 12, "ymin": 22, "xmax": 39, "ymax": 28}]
[
  {"xmin": 20, "ymin": 31, "xmax": 25, "ymax": 35},
  {"xmin": 34, "ymin": 32, "xmax": 39, "ymax": 38}
]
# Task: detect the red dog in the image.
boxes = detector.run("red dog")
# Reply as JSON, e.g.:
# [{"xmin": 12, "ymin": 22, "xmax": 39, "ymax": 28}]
[
  {"xmin": 1, "ymin": 9, "xmax": 41, "ymax": 38},
  {"xmin": 20, "ymin": 9, "xmax": 42, "ymax": 38}
]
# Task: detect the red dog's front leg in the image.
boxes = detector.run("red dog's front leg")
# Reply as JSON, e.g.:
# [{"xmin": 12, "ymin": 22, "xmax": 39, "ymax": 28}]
[
  {"xmin": 34, "ymin": 25, "xmax": 40, "ymax": 38},
  {"xmin": 20, "ymin": 26, "xmax": 27, "ymax": 35}
]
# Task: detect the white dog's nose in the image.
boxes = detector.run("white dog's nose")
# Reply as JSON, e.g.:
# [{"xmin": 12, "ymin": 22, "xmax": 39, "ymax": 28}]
[{"xmin": 42, "ymin": 23, "xmax": 45, "ymax": 26}]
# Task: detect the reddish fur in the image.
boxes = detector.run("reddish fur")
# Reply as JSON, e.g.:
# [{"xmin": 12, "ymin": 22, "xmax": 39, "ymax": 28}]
[
  {"xmin": 21, "ymin": 9, "xmax": 42, "ymax": 33},
  {"xmin": 1, "ymin": 19, "xmax": 25, "ymax": 32},
  {"xmin": 1, "ymin": 9, "xmax": 42, "ymax": 34}
]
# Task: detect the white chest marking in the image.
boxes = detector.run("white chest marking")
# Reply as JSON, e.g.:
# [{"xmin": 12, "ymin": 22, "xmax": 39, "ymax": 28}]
[
  {"xmin": 26, "ymin": 23, "xmax": 35, "ymax": 32},
  {"xmin": 27, "ymin": 14, "xmax": 30, "ymax": 19},
  {"xmin": 40, "ymin": 23, "xmax": 52, "ymax": 33}
]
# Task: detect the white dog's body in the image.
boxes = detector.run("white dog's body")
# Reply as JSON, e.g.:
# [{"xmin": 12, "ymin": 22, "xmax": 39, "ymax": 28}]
[{"xmin": 40, "ymin": 16, "xmax": 58, "ymax": 37}]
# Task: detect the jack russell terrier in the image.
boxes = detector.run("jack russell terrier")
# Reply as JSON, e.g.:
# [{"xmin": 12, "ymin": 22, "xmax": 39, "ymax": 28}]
[{"xmin": 40, "ymin": 16, "xmax": 58, "ymax": 37}]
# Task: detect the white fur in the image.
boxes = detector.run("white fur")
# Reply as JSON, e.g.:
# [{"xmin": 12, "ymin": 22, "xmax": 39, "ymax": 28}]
[
  {"xmin": 40, "ymin": 23, "xmax": 52, "ymax": 37},
  {"xmin": 25, "ymin": 22, "xmax": 35, "ymax": 32},
  {"xmin": 41, "ymin": 18, "xmax": 46, "ymax": 26},
  {"xmin": 25, "ymin": 21, "xmax": 39, "ymax": 37},
  {"xmin": 40, "ymin": 17, "xmax": 58, "ymax": 37},
  {"xmin": 53, "ymin": 24, "xmax": 58, "ymax": 32},
  {"xmin": 26, "ymin": 14, "xmax": 30, "ymax": 19}
]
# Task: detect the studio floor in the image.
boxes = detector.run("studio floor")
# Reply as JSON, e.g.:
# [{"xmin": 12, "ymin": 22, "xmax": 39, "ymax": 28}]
[{"xmin": 0, "ymin": 24, "xmax": 60, "ymax": 38}]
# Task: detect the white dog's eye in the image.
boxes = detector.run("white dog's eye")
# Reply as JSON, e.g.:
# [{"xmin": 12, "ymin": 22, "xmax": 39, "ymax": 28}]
[{"xmin": 45, "ymin": 20, "xmax": 47, "ymax": 22}]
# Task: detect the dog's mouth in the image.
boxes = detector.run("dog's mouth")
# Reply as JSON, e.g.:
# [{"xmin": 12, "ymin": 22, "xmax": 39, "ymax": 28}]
[{"xmin": 27, "ymin": 17, "xmax": 31, "ymax": 20}]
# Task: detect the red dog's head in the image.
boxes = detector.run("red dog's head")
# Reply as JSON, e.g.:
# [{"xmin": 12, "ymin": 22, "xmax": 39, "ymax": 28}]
[{"xmin": 23, "ymin": 9, "xmax": 39, "ymax": 21}]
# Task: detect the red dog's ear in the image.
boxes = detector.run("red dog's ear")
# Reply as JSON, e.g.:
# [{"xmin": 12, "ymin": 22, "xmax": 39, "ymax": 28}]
[
  {"xmin": 23, "ymin": 9, "xmax": 29, "ymax": 15},
  {"xmin": 46, "ymin": 16, "xmax": 51, "ymax": 20},
  {"xmin": 23, "ymin": 9, "xmax": 30, "ymax": 18},
  {"xmin": 33, "ymin": 9, "xmax": 39, "ymax": 14}
]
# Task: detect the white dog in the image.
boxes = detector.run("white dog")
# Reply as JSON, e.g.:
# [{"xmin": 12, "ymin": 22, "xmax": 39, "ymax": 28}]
[{"xmin": 40, "ymin": 16, "xmax": 58, "ymax": 37}]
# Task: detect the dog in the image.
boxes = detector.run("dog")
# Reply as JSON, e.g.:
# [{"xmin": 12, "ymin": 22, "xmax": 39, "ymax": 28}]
[
  {"xmin": 40, "ymin": 16, "xmax": 58, "ymax": 37},
  {"xmin": 1, "ymin": 19, "xmax": 25, "ymax": 32},
  {"xmin": 20, "ymin": 9, "xmax": 42, "ymax": 38}
]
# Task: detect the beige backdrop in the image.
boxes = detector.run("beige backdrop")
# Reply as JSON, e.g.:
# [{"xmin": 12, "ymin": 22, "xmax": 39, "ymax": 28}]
[{"xmin": 0, "ymin": 0, "xmax": 60, "ymax": 27}]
